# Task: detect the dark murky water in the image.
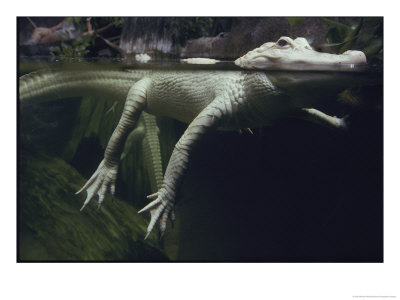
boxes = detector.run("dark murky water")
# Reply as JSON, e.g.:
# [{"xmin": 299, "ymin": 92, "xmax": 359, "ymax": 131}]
[{"xmin": 18, "ymin": 58, "xmax": 383, "ymax": 261}]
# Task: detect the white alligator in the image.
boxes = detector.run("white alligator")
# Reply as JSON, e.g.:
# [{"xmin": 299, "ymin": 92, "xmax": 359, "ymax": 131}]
[{"xmin": 19, "ymin": 36, "xmax": 367, "ymax": 239}]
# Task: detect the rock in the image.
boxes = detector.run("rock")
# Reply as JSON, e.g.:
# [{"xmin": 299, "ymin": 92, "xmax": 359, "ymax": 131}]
[
  {"xmin": 292, "ymin": 18, "xmax": 331, "ymax": 52},
  {"xmin": 180, "ymin": 32, "xmax": 228, "ymax": 58},
  {"xmin": 18, "ymin": 151, "xmax": 168, "ymax": 261},
  {"xmin": 19, "ymin": 17, "xmax": 65, "ymax": 45},
  {"xmin": 180, "ymin": 18, "xmax": 291, "ymax": 59}
]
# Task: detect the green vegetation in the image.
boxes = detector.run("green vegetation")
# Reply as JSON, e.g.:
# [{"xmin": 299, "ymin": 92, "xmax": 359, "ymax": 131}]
[
  {"xmin": 285, "ymin": 17, "xmax": 383, "ymax": 62},
  {"xmin": 49, "ymin": 34, "xmax": 93, "ymax": 59},
  {"xmin": 87, "ymin": 17, "xmax": 124, "ymax": 30},
  {"xmin": 286, "ymin": 17, "xmax": 304, "ymax": 39},
  {"xmin": 48, "ymin": 17, "xmax": 217, "ymax": 58},
  {"xmin": 323, "ymin": 18, "xmax": 383, "ymax": 61},
  {"xmin": 49, "ymin": 17, "xmax": 125, "ymax": 59},
  {"xmin": 322, "ymin": 17, "xmax": 383, "ymax": 61}
]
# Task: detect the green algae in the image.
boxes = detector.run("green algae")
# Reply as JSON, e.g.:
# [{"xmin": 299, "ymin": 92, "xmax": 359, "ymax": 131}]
[{"xmin": 18, "ymin": 151, "xmax": 167, "ymax": 261}]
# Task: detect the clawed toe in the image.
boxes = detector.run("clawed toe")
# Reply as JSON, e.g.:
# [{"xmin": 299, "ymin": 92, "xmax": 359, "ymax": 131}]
[
  {"xmin": 138, "ymin": 197, "xmax": 162, "ymax": 214},
  {"xmin": 139, "ymin": 191, "xmax": 174, "ymax": 239},
  {"xmin": 76, "ymin": 159, "xmax": 118, "ymax": 211}
]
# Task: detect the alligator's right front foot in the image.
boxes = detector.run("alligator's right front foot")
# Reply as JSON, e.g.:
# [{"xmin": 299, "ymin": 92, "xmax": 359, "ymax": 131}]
[{"xmin": 76, "ymin": 159, "xmax": 118, "ymax": 210}]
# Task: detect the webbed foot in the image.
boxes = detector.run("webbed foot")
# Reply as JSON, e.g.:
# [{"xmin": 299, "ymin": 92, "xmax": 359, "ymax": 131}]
[{"xmin": 76, "ymin": 159, "xmax": 118, "ymax": 211}]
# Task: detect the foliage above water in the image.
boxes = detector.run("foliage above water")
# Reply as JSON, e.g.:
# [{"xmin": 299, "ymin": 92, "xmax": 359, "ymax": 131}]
[
  {"xmin": 48, "ymin": 17, "xmax": 219, "ymax": 58},
  {"xmin": 49, "ymin": 17, "xmax": 125, "ymax": 59},
  {"xmin": 286, "ymin": 17, "xmax": 305, "ymax": 38},
  {"xmin": 322, "ymin": 18, "xmax": 382, "ymax": 62},
  {"xmin": 285, "ymin": 17, "xmax": 383, "ymax": 63},
  {"xmin": 49, "ymin": 34, "xmax": 93, "ymax": 59}
]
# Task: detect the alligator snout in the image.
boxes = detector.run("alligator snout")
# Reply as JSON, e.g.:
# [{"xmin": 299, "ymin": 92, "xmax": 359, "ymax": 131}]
[{"xmin": 341, "ymin": 50, "xmax": 367, "ymax": 64}]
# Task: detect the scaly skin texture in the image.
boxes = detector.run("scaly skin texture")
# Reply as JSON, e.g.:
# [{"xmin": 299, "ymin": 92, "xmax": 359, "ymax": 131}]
[
  {"xmin": 19, "ymin": 69, "xmax": 349, "ymax": 239},
  {"xmin": 141, "ymin": 112, "xmax": 164, "ymax": 191}
]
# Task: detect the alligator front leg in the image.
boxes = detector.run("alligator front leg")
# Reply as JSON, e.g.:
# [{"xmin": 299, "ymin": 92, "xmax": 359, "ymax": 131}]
[
  {"xmin": 138, "ymin": 97, "xmax": 229, "ymax": 239},
  {"xmin": 76, "ymin": 78, "xmax": 151, "ymax": 210},
  {"xmin": 296, "ymin": 108, "xmax": 347, "ymax": 130}
]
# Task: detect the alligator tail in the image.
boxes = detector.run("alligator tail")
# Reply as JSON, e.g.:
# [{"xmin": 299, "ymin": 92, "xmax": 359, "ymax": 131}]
[{"xmin": 18, "ymin": 69, "xmax": 147, "ymax": 104}]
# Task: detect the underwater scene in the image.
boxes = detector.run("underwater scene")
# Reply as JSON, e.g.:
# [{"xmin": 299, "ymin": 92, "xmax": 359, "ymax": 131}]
[{"xmin": 18, "ymin": 17, "xmax": 383, "ymax": 262}]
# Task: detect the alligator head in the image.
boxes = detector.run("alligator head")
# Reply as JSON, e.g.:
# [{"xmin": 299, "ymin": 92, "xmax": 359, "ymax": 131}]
[{"xmin": 235, "ymin": 36, "xmax": 367, "ymax": 69}]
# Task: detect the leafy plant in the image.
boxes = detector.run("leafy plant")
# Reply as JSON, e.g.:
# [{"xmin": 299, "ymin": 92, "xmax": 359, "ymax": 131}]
[
  {"xmin": 65, "ymin": 17, "xmax": 86, "ymax": 31},
  {"xmin": 322, "ymin": 18, "xmax": 363, "ymax": 53},
  {"xmin": 49, "ymin": 17, "xmax": 125, "ymax": 59},
  {"xmin": 321, "ymin": 17, "xmax": 383, "ymax": 62},
  {"xmin": 49, "ymin": 34, "xmax": 93, "ymax": 59}
]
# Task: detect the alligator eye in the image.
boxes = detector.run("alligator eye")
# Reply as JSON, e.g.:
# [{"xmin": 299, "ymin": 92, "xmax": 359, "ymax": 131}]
[{"xmin": 277, "ymin": 39, "xmax": 288, "ymax": 47}]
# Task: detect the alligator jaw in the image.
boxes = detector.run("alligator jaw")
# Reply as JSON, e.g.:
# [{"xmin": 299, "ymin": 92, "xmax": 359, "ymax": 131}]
[{"xmin": 235, "ymin": 36, "xmax": 367, "ymax": 69}]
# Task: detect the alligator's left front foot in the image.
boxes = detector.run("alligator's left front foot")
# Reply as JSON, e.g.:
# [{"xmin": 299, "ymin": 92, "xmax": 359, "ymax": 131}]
[
  {"xmin": 138, "ymin": 188, "xmax": 175, "ymax": 239},
  {"xmin": 76, "ymin": 159, "xmax": 118, "ymax": 211}
]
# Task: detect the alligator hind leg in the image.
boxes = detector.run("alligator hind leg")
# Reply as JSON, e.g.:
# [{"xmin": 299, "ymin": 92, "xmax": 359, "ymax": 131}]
[
  {"xmin": 138, "ymin": 96, "xmax": 229, "ymax": 239},
  {"xmin": 76, "ymin": 78, "xmax": 151, "ymax": 210}
]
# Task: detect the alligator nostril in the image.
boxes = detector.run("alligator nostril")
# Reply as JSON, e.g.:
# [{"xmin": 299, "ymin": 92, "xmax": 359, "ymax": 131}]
[{"xmin": 342, "ymin": 50, "xmax": 367, "ymax": 64}]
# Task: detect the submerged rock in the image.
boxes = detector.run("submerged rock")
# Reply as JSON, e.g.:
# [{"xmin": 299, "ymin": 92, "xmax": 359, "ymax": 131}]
[{"xmin": 18, "ymin": 151, "xmax": 168, "ymax": 261}]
